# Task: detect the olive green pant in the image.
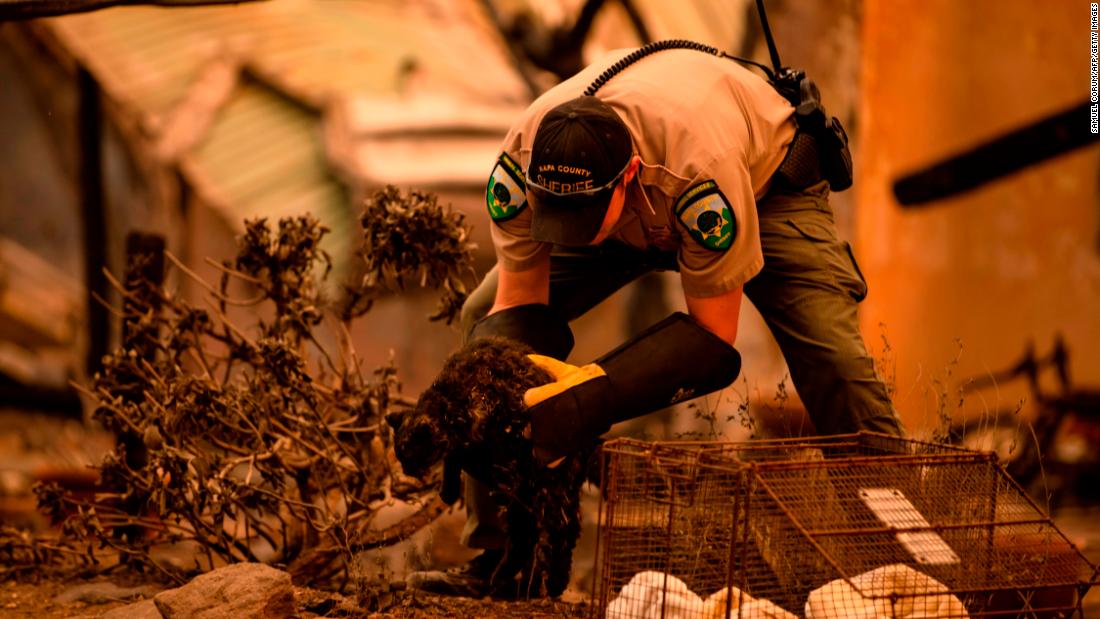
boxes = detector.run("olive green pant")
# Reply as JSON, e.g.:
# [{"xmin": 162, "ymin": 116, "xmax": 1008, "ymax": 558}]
[{"xmin": 457, "ymin": 180, "xmax": 904, "ymax": 549}]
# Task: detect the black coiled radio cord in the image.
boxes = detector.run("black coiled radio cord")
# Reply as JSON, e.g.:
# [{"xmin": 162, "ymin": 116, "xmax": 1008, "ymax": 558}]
[{"xmin": 583, "ymin": 39, "xmax": 775, "ymax": 97}]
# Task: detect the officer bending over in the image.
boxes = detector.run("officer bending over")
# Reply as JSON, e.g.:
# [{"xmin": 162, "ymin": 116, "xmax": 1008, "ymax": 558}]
[{"xmin": 408, "ymin": 45, "xmax": 905, "ymax": 597}]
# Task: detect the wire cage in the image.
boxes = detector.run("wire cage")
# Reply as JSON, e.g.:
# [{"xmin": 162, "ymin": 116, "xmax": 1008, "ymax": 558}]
[{"xmin": 592, "ymin": 432, "xmax": 1098, "ymax": 619}]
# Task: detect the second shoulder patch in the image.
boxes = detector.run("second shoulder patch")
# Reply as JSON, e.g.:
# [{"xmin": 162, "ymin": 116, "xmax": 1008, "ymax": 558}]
[{"xmin": 675, "ymin": 180, "xmax": 735, "ymax": 251}]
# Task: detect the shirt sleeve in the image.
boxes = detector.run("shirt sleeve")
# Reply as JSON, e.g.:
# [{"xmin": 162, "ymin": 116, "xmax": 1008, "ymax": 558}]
[
  {"xmin": 489, "ymin": 204, "xmax": 551, "ymax": 271},
  {"xmin": 675, "ymin": 153, "xmax": 764, "ymax": 297}
]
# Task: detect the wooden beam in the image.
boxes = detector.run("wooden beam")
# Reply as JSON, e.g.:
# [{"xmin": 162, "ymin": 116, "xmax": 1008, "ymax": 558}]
[
  {"xmin": 77, "ymin": 65, "xmax": 107, "ymax": 380},
  {"xmin": 0, "ymin": 0, "xmax": 263, "ymax": 21}
]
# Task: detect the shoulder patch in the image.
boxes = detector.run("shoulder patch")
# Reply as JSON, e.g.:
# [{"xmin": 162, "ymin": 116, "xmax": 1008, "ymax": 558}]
[
  {"xmin": 675, "ymin": 180, "xmax": 735, "ymax": 251},
  {"xmin": 486, "ymin": 153, "xmax": 527, "ymax": 223}
]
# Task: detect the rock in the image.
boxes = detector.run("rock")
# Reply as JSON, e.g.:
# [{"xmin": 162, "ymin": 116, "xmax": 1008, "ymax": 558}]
[
  {"xmin": 54, "ymin": 582, "xmax": 158, "ymax": 604},
  {"xmin": 101, "ymin": 599, "xmax": 163, "ymax": 619},
  {"xmin": 153, "ymin": 563, "xmax": 294, "ymax": 619}
]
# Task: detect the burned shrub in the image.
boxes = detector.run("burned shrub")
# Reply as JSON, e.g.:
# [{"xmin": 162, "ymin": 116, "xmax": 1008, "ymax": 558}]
[
  {"xmin": 348, "ymin": 185, "xmax": 477, "ymax": 324},
  {"xmin": 3, "ymin": 186, "xmax": 475, "ymax": 587},
  {"xmin": 235, "ymin": 216, "xmax": 329, "ymax": 337},
  {"xmin": 389, "ymin": 337, "xmax": 601, "ymax": 598}
]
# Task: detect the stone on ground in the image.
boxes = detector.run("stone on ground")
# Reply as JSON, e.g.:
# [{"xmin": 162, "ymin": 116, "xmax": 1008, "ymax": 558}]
[
  {"xmin": 53, "ymin": 581, "xmax": 158, "ymax": 604},
  {"xmin": 101, "ymin": 598, "xmax": 163, "ymax": 619},
  {"xmin": 153, "ymin": 563, "xmax": 294, "ymax": 619}
]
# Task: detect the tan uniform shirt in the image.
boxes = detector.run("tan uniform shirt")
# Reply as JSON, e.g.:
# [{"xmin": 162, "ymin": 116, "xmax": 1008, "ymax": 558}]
[{"xmin": 489, "ymin": 48, "xmax": 797, "ymax": 297}]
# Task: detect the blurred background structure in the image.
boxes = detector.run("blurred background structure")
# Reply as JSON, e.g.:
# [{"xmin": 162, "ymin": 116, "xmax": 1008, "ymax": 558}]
[
  {"xmin": 857, "ymin": 2, "xmax": 1098, "ymax": 431},
  {"xmin": 2, "ymin": 0, "xmax": 1097, "ymax": 461},
  {"xmin": 1, "ymin": 0, "xmax": 1098, "ymax": 598},
  {"xmin": 3, "ymin": 0, "xmax": 830, "ymax": 427}
]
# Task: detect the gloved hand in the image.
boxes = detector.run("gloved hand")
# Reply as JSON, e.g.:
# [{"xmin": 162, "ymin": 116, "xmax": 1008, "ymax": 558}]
[
  {"xmin": 464, "ymin": 304, "xmax": 575, "ymax": 470},
  {"xmin": 524, "ymin": 355, "xmax": 606, "ymax": 406},
  {"xmin": 523, "ymin": 355, "xmax": 611, "ymax": 467},
  {"xmin": 468, "ymin": 304, "xmax": 573, "ymax": 361},
  {"xmin": 519, "ymin": 313, "xmax": 742, "ymax": 468}
]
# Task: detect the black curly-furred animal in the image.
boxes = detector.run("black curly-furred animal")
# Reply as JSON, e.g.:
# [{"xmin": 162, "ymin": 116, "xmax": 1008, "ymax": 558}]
[{"xmin": 387, "ymin": 337, "xmax": 600, "ymax": 598}]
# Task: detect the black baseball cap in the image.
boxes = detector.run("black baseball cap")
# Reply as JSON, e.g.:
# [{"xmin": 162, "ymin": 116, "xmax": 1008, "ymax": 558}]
[{"xmin": 527, "ymin": 96, "xmax": 633, "ymax": 246}]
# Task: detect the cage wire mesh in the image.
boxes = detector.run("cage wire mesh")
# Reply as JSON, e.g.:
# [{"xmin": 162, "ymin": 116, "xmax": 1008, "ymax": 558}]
[{"xmin": 592, "ymin": 432, "xmax": 1098, "ymax": 619}]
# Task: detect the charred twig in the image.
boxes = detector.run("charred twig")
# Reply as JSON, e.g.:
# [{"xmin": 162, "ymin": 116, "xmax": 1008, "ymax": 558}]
[
  {"xmin": 350, "ymin": 494, "xmax": 448, "ymax": 552},
  {"xmin": 165, "ymin": 251, "xmax": 266, "ymax": 306}
]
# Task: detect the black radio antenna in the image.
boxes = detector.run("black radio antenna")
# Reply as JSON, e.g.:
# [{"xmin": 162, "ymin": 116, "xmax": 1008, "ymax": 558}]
[
  {"xmin": 583, "ymin": 1, "xmax": 790, "ymax": 96},
  {"xmin": 755, "ymin": 0, "xmax": 784, "ymax": 73}
]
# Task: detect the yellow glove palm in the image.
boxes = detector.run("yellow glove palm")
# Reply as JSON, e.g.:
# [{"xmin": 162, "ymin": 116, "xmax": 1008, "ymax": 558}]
[
  {"xmin": 523, "ymin": 354, "xmax": 606, "ymax": 407},
  {"xmin": 523, "ymin": 354, "xmax": 607, "ymax": 468}
]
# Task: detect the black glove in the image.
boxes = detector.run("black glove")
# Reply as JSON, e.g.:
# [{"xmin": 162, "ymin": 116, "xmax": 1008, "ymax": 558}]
[
  {"xmin": 524, "ymin": 313, "xmax": 741, "ymax": 461},
  {"xmin": 468, "ymin": 303, "xmax": 574, "ymax": 360}
]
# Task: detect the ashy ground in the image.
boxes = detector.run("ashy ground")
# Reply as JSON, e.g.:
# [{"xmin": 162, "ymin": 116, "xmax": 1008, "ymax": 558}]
[{"xmin": 0, "ymin": 579, "xmax": 588, "ymax": 618}]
